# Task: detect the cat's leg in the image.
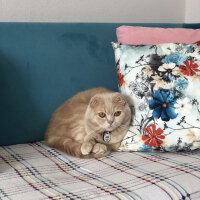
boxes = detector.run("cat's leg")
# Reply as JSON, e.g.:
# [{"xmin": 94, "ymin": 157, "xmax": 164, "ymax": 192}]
[
  {"xmin": 81, "ymin": 140, "xmax": 96, "ymax": 155},
  {"xmin": 81, "ymin": 141, "xmax": 111, "ymax": 157},
  {"xmin": 91, "ymin": 141, "xmax": 121, "ymax": 154},
  {"xmin": 92, "ymin": 143, "xmax": 107, "ymax": 154},
  {"xmin": 46, "ymin": 136, "xmax": 85, "ymax": 157}
]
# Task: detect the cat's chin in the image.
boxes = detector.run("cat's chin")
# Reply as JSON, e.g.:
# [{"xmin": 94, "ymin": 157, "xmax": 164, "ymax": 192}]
[
  {"xmin": 104, "ymin": 125, "xmax": 117, "ymax": 132},
  {"xmin": 104, "ymin": 128, "xmax": 113, "ymax": 132}
]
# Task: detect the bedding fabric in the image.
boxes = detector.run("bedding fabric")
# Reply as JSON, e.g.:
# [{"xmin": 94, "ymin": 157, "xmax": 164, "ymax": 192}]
[
  {"xmin": 0, "ymin": 142, "xmax": 200, "ymax": 200},
  {"xmin": 112, "ymin": 42, "xmax": 200, "ymax": 152}
]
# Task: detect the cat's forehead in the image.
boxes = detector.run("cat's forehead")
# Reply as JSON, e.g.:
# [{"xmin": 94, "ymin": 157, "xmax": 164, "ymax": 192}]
[
  {"xmin": 94, "ymin": 103, "xmax": 120, "ymax": 114},
  {"xmin": 91, "ymin": 93, "xmax": 126, "ymax": 111},
  {"xmin": 101, "ymin": 92, "xmax": 126, "ymax": 105}
]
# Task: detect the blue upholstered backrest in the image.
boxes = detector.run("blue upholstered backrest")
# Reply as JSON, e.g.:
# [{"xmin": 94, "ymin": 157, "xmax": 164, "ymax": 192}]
[{"xmin": 1, "ymin": 23, "xmax": 200, "ymax": 146}]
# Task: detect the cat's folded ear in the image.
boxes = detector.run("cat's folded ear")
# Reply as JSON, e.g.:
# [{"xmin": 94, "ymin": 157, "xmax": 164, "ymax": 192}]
[
  {"xmin": 89, "ymin": 95, "xmax": 102, "ymax": 108},
  {"xmin": 113, "ymin": 93, "xmax": 127, "ymax": 106}
]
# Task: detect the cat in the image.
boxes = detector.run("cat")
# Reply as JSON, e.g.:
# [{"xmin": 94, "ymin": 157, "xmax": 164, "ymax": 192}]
[{"xmin": 45, "ymin": 87, "xmax": 132, "ymax": 158}]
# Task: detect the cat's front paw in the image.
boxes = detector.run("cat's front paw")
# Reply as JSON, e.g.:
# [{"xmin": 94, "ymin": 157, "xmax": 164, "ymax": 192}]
[
  {"xmin": 92, "ymin": 143, "xmax": 107, "ymax": 154},
  {"xmin": 81, "ymin": 142, "xmax": 93, "ymax": 155}
]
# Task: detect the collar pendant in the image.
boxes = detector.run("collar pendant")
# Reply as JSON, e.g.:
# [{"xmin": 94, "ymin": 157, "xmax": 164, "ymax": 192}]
[{"xmin": 103, "ymin": 131, "xmax": 111, "ymax": 142}]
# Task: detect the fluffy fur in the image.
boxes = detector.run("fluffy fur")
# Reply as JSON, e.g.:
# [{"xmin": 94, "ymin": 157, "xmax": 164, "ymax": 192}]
[{"xmin": 45, "ymin": 88, "xmax": 131, "ymax": 158}]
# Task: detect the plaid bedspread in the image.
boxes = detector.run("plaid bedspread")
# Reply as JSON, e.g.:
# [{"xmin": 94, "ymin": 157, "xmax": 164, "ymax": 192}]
[{"xmin": 0, "ymin": 142, "xmax": 200, "ymax": 200}]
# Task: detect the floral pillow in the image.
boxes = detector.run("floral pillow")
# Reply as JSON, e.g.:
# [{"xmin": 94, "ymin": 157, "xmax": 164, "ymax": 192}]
[{"xmin": 112, "ymin": 42, "xmax": 200, "ymax": 152}]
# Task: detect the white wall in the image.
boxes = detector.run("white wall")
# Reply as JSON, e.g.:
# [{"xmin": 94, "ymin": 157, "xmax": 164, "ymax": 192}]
[
  {"xmin": 185, "ymin": 0, "xmax": 200, "ymax": 23},
  {"xmin": 0, "ymin": 0, "xmax": 186, "ymax": 23}
]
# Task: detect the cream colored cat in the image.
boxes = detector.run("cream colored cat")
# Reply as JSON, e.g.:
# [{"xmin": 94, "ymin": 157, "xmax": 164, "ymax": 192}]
[{"xmin": 45, "ymin": 87, "xmax": 131, "ymax": 158}]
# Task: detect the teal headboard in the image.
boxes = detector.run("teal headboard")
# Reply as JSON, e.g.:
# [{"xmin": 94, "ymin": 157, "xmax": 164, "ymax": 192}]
[{"xmin": 1, "ymin": 23, "xmax": 200, "ymax": 145}]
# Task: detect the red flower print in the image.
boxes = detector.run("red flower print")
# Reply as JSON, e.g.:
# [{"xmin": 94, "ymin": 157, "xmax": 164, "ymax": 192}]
[
  {"xmin": 179, "ymin": 60, "xmax": 199, "ymax": 76},
  {"xmin": 142, "ymin": 124, "xmax": 165, "ymax": 148},
  {"xmin": 195, "ymin": 41, "xmax": 200, "ymax": 46},
  {"xmin": 117, "ymin": 68, "xmax": 124, "ymax": 88}
]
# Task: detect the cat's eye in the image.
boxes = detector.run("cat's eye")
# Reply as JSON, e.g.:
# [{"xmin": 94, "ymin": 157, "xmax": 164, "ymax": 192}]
[
  {"xmin": 98, "ymin": 112, "xmax": 106, "ymax": 118},
  {"xmin": 114, "ymin": 111, "xmax": 121, "ymax": 117}
]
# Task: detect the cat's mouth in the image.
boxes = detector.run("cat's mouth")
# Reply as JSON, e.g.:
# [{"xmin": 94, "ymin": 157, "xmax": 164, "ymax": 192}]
[
  {"xmin": 106, "ymin": 127, "xmax": 113, "ymax": 131},
  {"xmin": 105, "ymin": 124, "xmax": 117, "ymax": 131}
]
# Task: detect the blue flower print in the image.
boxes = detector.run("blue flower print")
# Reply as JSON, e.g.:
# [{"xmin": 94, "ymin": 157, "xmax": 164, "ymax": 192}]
[
  {"xmin": 174, "ymin": 78, "xmax": 188, "ymax": 91},
  {"xmin": 139, "ymin": 144, "xmax": 153, "ymax": 152},
  {"xmin": 162, "ymin": 53, "xmax": 187, "ymax": 65},
  {"xmin": 185, "ymin": 46, "xmax": 192, "ymax": 53},
  {"xmin": 149, "ymin": 89, "xmax": 178, "ymax": 121}
]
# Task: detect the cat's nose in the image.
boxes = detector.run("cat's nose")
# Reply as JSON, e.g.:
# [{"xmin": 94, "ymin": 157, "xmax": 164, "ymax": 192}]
[{"xmin": 108, "ymin": 120, "xmax": 113, "ymax": 125}]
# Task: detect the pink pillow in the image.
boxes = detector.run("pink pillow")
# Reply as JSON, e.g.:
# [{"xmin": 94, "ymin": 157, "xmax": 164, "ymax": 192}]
[{"xmin": 117, "ymin": 26, "xmax": 200, "ymax": 45}]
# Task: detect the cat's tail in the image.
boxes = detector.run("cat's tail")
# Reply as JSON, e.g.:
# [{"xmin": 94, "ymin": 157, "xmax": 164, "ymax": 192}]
[{"xmin": 45, "ymin": 136, "xmax": 110, "ymax": 159}]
